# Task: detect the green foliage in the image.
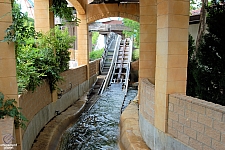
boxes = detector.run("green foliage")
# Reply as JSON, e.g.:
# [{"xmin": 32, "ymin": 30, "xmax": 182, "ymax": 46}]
[
  {"xmin": 187, "ymin": 2, "xmax": 225, "ymax": 106},
  {"xmin": 2, "ymin": 2, "xmax": 76, "ymax": 93},
  {"xmin": 38, "ymin": 27, "xmax": 75, "ymax": 72},
  {"xmin": 17, "ymin": 27, "xmax": 76, "ymax": 93},
  {"xmin": 190, "ymin": 0, "xmax": 201, "ymax": 10},
  {"xmin": 50, "ymin": 0, "xmax": 80, "ymax": 25},
  {"xmin": 92, "ymin": 31, "xmax": 99, "ymax": 50},
  {"xmin": 123, "ymin": 18, "xmax": 140, "ymax": 48},
  {"xmin": 186, "ymin": 34, "xmax": 198, "ymax": 96},
  {"xmin": 2, "ymin": 2, "xmax": 36, "ymax": 46},
  {"xmin": 89, "ymin": 48, "xmax": 104, "ymax": 61},
  {"xmin": 132, "ymin": 49, "xmax": 139, "ymax": 61},
  {"xmin": 0, "ymin": 92, "xmax": 28, "ymax": 129}
]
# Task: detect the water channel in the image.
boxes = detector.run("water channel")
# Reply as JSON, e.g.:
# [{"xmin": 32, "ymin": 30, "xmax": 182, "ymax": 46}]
[{"xmin": 59, "ymin": 84, "xmax": 137, "ymax": 150}]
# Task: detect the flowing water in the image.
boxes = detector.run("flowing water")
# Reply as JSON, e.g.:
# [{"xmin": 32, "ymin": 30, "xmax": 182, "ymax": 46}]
[{"xmin": 59, "ymin": 84, "xmax": 137, "ymax": 150}]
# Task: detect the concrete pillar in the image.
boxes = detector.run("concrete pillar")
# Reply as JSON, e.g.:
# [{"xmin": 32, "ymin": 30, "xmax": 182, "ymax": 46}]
[
  {"xmin": 34, "ymin": 0, "xmax": 54, "ymax": 32},
  {"xmin": 76, "ymin": 13, "xmax": 89, "ymax": 79},
  {"xmin": 0, "ymin": 1, "xmax": 22, "ymax": 149},
  {"xmin": 139, "ymin": 0, "xmax": 157, "ymax": 85},
  {"xmin": 154, "ymin": 0, "xmax": 189, "ymax": 132}
]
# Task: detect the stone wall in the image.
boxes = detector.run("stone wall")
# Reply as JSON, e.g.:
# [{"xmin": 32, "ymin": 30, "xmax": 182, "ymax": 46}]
[
  {"xmin": 168, "ymin": 94, "xmax": 225, "ymax": 150},
  {"xmin": 139, "ymin": 78, "xmax": 225, "ymax": 150},
  {"xmin": 19, "ymin": 60, "xmax": 99, "ymax": 150},
  {"xmin": 139, "ymin": 78, "xmax": 155, "ymax": 125}
]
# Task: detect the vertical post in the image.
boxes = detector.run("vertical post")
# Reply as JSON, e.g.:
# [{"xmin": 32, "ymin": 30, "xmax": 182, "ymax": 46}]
[
  {"xmin": 89, "ymin": 31, "xmax": 92, "ymax": 52},
  {"xmin": 154, "ymin": 0, "xmax": 190, "ymax": 132},
  {"xmin": 34, "ymin": 0, "xmax": 54, "ymax": 32},
  {"xmin": 139, "ymin": 0, "xmax": 157, "ymax": 101},
  {"xmin": 76, "ymin": 13, "xmax": 90, "ymax": 79},
  {"xmin": 0, "ymin": 1, "xmax": 22, "ymax": 149}
]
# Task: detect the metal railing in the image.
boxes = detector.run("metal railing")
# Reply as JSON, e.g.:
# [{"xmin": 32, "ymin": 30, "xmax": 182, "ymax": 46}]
[
  {"xmin": 100, "ymin": 34, "xmax": 122, "ymax": 95},
  {"xmin": 100, "ymin": 32, "xmax": 116, "ymax": 74},
  {"xmin": 124, "ymin": 38, "xmax": 133, "ymax": 95}
]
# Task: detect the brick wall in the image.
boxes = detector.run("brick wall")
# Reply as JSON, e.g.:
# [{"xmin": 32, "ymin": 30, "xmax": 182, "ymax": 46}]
[
  {"xmin": 168, "ymin": 94, "xmax": 225, "ymax": 150},
  {"xmin": 139, "ymin": 78, "xmax": 155, "ymax": 125}
]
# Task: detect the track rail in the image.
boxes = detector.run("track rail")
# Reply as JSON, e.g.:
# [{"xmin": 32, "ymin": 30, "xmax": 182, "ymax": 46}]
[{"xmin": 99, "ymin": 33, "xmax": 133, "ymax": 96}]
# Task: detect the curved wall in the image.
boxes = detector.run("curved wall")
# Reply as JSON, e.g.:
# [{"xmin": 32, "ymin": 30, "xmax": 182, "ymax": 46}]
[
  {"xmin": 86, "ymin": 3, "xmax": 139, "ymax": 24},
  {"xmin": 139, "ymin": 78, "xmax": 225, "ymax": 150},
  {"xmin": 20, "ymin": 60, "xmax": 99, "ymax": 150}
]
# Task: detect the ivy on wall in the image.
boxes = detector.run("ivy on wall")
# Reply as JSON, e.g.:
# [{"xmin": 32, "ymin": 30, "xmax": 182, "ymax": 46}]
[{"xmin": 2, "ymin": 2, "xmax": 76, "ymax": 93}]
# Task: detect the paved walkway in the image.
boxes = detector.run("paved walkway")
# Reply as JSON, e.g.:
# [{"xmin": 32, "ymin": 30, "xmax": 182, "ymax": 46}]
[
  {"xmin": 31, "ymin": 95, "xmax": 87, "ymax": 150},
  {"xmin": 119, "ymin": 99, "xmax": 150, "ymax": 150}
]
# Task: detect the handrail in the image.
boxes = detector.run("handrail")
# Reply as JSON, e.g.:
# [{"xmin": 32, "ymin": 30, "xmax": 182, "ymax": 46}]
[
  {"xmin": 124, "ymin": 62, "xmax": 130, "ymax": 95},
  {"xmin": 100, "ymin": 32, "xmax": 115, "ymax": 74},
  {"xmin": 124, "ymin": 38, "xmax": 133, "ymax": 95},
  {"xmin": 117, "ymin": 39, "xmax": 126, "ymax": 81},
  {"xmin": 100, "ymin": 34, "xmax": 121, "ymax": 95}
]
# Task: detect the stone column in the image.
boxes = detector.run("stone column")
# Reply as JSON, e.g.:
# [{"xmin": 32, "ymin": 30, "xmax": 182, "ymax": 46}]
[
  {"xmin": 154, "ymin": 0, "xmax": 189, "ymax": 132},
  {"xmin": 76, "ymin": 13, "xmax": 89, "ymax": 79},
  {"xmin": 0, "ymin": 1, "xmax": 22, "ymax": 149},
  {"xmin": 139, "ymin": 0, "xmax": 157, "ymax": 85},
  {"xmin": 34, "ymin": 0, "xmax": 54, "ymax": 32}
]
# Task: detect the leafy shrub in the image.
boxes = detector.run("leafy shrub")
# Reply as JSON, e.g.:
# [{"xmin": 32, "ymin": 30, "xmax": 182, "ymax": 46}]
[
  {"xmin": 187, "ymin": 2, "xmax": 225, "ymax": 106},
  {"xmin": 123, "ymin": 19, "xmax": 140, "ymax": 48},
  {"xmin": 3, "ymin": 2, "xmax": 76, "ymax": 93},
  {"xmin": 92, "ymin": 31, "xmax": 99, "ymax": 50},
  {"xmin": 186, "ymin": 34, "xmax": 197, "ymax": 97},
  {"xmin": 132, "ymin": 49, "xmax": 139, "ymax": 61},
  {"xmin": 89, "ymin": 48, "xmax": 104, "ymax": 61},
  {"xmin": 17, "ymin": 27, "xmax": 75, "ymax": 93},
  {"xmin": 0, "ymin": 92, "xmax": 28, "ymax": 129}
]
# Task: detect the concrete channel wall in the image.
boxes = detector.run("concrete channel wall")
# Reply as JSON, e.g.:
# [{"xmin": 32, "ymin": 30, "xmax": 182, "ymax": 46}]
[
  {"xmin": 19, "ymin": 60, "xmax": 100, "ymax": 150},
  {"xmin": 139, "ymin": 79, "xmax": 225, "ymax": 150}
]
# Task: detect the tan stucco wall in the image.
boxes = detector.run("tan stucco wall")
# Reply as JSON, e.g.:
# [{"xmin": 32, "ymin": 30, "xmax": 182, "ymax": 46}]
[
  {"xmin": 86, "ymin": 3, "xmax": 139, "ymax": 24},
  {"xmin": 34, "ymin": 0, "xmax": 53, "ymax": 32},
  {"xmin": 0, "ymin": 1, "xmax": 22, "ymax": 149},
  {"xmin": 139, "ymin": 0, "xmax": 157, "ymax": 85},
  {"xmin": 154, "ymin": 0, "xmax": 189, "ymax": 132}
]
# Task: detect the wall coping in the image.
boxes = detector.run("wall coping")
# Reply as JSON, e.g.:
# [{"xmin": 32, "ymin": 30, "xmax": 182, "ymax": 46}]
[{"xmin": 170, "ymin": 93, "xmax": 225, "ymax": 113}]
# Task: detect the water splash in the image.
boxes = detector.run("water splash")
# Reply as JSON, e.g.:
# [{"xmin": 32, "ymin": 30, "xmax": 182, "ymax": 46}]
[{"xmin": 59, "ymin": 85, "xmax": 137, "ymax": 150}]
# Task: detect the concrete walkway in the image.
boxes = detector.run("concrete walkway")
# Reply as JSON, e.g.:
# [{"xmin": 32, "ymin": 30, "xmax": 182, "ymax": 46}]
[
  {"xmin": 31, "ymin": 95, "xmax": 87, "ymax": 150},
  {"xmin": 119, "ymin": 100, "xmax": 150, "ymax": 150}
]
